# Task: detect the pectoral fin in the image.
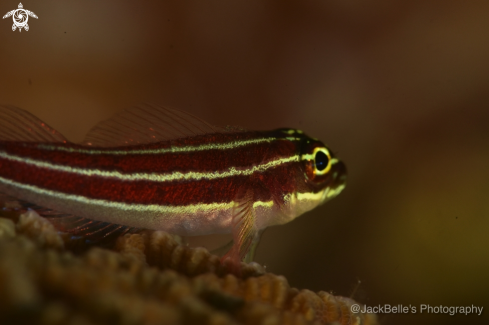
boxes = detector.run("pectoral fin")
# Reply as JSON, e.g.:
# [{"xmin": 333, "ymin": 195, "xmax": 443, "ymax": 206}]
[
  {"xmin": 221, "ymin": 188, "xmax": 258, "ymax": 272},
  {"xmin": 243, "ymin": 228, "xmax": 265, "ymax": 263}
]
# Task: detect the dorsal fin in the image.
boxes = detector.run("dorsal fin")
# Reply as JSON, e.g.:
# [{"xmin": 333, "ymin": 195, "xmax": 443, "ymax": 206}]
[
  {"xmin": 0, "ymin": 106, "xmax": 67, "ymax": 142},
  {"xmin": 83, "ymin": 104, "xmax": 223, "ymax": 147}
]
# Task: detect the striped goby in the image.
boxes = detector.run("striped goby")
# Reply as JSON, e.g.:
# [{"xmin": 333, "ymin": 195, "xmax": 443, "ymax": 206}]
[{"xmin": 0, "ymin": 105, "xmax": 346, "ymax": 268}]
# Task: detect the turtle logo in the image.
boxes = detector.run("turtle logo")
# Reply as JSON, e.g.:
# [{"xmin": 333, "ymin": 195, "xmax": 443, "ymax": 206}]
[{"xmin": 3, "ymin": 3, "xmax": 38, "ymax": 32}]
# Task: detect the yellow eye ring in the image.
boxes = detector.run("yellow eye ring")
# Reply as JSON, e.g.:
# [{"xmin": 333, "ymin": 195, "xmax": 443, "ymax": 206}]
[{"xmin": 313, "ymin": 147, "xmax": 331, "ymax": 175}]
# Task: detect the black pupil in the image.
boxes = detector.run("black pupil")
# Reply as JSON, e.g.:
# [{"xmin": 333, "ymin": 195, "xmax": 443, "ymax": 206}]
[{"xmin": 315, "ymin": 151, "xmax": 329, "ymax": 171}]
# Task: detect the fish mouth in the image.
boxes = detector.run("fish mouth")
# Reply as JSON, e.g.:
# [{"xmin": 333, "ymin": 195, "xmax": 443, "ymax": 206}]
[
  {"xmin": 331, "ymin": 159, "xmax": 347, "ymax": 189},
  {"xmin": 321, "ymin": 159, "xmax": 347, "ymax": 201}
]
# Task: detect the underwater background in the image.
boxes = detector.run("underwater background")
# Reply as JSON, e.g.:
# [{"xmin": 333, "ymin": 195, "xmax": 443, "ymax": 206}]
[{"xmin": 1, "ymin": 1, "xmax": 488, "ymax": 324}]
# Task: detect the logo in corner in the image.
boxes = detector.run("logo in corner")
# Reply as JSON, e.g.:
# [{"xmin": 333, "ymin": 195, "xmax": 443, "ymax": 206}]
[{"xmin": 3, "ymin": 3, "xmax": 38, "ymax": 32}]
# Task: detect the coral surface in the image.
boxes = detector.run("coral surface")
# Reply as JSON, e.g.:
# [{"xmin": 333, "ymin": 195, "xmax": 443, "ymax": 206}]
[{"xmin": 0, "ymin": 209, "xmax": 377, "ymax": 325}]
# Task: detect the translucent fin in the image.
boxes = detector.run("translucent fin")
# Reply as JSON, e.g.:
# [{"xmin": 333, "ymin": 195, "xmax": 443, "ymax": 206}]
[
  {"xmin": 223, "ymin": 125, "xmax": 248, "ymax": 132},
  {"xmin": 243, "ymin": 228, "xmax": 265, "ymax": 263},
  {"xmin": 83, "ymin": 104, "xmax": 223, "ymax": 147},
  {"xmin": 0, "ymin": 193, "xmax": 138, "ymax": 243},
  {"xmin": 0, "ymin": 106, "xmax": 67, "ymax": 142},
  {"xmin": 221, "ymin": 188, "xmax": 258, "ymax": 274},
  {"xmin": 38, "ymin": 211, "xmax": 139, "ymax": 242}
]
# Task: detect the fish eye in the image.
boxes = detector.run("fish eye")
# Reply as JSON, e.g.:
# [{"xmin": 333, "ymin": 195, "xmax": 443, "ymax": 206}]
[
  {"xmin": 315, "ymin": 150, "xmax": 329, "ymax": 171},
  {"xmin": 314, "ymin": 148, "xmax": 331, "ymax": 175},
  {"xmin": 300, "ymin": 139, "xmax": 334, "ymax": 181}
]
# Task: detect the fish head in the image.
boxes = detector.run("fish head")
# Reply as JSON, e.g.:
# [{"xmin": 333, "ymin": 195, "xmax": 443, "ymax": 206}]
[
  {"xmin": 269, "ymin": 128, "xmax": 347, "ymax": 222},
  {"xmin": 298, "ymin": 134, "xmax": 347, "ymax": 205}
]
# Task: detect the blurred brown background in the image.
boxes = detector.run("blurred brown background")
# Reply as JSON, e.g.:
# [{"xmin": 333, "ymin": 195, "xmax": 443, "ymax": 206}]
[{"xmin": 1, "ymin": 1, "xmax": 489, "ymax": 324}]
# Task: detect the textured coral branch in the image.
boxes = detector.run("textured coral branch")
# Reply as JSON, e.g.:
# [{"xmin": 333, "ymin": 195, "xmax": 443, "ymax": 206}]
[{"xmin": 0, "ymin": 209, "xmax": 377, "ymax": 325}]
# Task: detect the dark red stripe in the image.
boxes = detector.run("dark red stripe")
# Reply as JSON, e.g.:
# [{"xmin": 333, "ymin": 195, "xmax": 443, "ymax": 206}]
[
  {"xmin": 1, "ymin": 131, "xmax": 297, "ymax": 174},
  {"xmin": 0, "ymin": 155, "xmax": 303, "ymax": 205}
]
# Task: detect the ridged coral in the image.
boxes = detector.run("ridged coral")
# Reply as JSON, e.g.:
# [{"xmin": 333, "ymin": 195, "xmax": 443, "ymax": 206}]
[{"xmin": 0, "ymin": 209, "xmax": 377, "ymax": 325}]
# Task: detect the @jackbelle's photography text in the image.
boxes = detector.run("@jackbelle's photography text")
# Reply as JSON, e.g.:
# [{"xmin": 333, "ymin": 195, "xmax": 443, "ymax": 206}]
[{"xmin": 350, "ymin": 304, "xmax": 483, "ymax": 316}]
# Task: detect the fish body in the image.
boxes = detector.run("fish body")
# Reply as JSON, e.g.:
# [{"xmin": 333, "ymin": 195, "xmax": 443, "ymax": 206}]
[{"xmin": 0, "ymin": 105, "xmax": 346, "ymax": 266}]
